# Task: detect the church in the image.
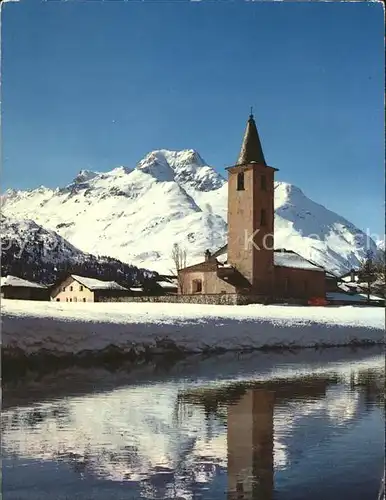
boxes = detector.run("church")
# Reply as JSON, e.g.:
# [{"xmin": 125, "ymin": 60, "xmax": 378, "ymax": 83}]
[{"xmin": 178, "ymin": 112, "xmax": 326, "ymax": 304}]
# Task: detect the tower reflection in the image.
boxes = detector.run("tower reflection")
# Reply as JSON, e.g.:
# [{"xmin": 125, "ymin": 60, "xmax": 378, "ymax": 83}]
[
  {"xmin": 224, "ymin": 377, "xmax": 336, "ymax": 499},
  {"xmin": 227, "ymin": 389, "xmax": 274, "ymax": 500}
]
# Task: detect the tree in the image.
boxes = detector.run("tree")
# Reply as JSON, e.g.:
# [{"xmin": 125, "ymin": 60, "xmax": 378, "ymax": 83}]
[
  {"xmin": 171, "ymin": 243, "xmax": 188, "ymax": 294},
  {"xmin": 358, "ymin": 250, "xmax": 377, "ymax": 303},
  {"xmin": 372, "ymin": 249, "xmax": 385, "ymax": 298}
]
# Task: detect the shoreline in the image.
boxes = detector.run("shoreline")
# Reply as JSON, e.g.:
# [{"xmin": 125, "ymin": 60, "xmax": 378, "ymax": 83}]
[
  {"xmin": 2, "ymin": 300, "xmax": 384, "ymax": 361},
  {"xmin": 3, "ymin": 344, "xmax": 384, "ymax": 409}
]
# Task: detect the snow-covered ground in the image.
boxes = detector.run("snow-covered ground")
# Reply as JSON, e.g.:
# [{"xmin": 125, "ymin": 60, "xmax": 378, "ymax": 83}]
[{"xmin": 2, "ymin": 300, "xmax": 384, "ymax": 355}]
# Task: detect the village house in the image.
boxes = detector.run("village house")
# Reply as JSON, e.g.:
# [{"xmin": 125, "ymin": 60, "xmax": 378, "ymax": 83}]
[
  {"xmin": 338, "ymin": 269, "xmax": 371, "ymax": 293},
  {"xmin": 51, "ymin": 274, "xmax": 130, "ymax": 302},
  {"xmin": 325, "ymin": 268, "xmax": 385, "ymax": 306},
  {"xmin": 1, "ymin": 275, "xmax": 50, "ymax": 301},
  {"xmin": 155, "ymin": 276, "xmax": 178, "ymax": 294},
  {"xmin": 178, "ymin": 112, "xmax": 327, "ymax": 303}
]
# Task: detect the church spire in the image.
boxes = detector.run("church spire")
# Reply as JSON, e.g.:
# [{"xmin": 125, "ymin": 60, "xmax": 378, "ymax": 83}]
[{"xmin": 237, "ymin": 111, "xmax": 267, "ymax": 166}]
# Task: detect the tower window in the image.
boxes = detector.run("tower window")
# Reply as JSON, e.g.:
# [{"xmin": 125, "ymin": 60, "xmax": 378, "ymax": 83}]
[
  {"xmin": 261, "ymin": 175, "xmax": 267, "ymax": 191},
  {"xmin": 237, "ymin": 171, "xmax": 245, "ymax": 191},
  {"xmin": 260, "ymin": 209, "xmax": 267, "ymax": 226}
]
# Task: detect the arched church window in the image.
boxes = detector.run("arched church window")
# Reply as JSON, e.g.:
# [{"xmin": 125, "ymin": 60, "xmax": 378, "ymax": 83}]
[{"xmin": 237, "ymin": 171, "xmax": 245, "ymax": 191}]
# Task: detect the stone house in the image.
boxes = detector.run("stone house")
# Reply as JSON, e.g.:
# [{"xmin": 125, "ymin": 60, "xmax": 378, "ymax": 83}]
[
  {"xmin": 51, "ymin": 274, "xmax": 130, "ymax": 302},
  {"xmin": 1, "ymin": 275, "xmax": 50, "ymax": 301},
  {"xmin": 178, "ymin": 112, "xmax": 326, "ymax": 302}
]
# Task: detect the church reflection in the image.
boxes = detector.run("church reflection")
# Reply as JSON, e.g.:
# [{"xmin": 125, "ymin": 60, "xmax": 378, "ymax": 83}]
[
  {"xmin": 4, "ymin": 365, "xmax": 382, "ymax": 499},
  {"xmin": 227, "ymin": 389, "xmax": 274, "ymax": 500},
  {"xmin": 179, "ymin": 374, "xmax": 341, "ymax": 500}
]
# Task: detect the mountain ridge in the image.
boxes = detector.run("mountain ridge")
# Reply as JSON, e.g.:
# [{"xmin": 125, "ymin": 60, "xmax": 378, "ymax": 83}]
[
  {"xmin": 1, "ymin": 149, "xmax": 377, "ymax": 275},
  {"xmin": 0, "ymin": 215, "xmax": 154, "ymax": 286}
]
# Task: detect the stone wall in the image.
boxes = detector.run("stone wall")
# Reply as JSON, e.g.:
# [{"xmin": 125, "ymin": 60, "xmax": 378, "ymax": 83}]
[
  {"xmin": 98, "ymin": 293, "xmax": 239, "ymax": 305},
  {"xmin": 97, "ymin": 293, "xmax": 308, "ymax": 306}
]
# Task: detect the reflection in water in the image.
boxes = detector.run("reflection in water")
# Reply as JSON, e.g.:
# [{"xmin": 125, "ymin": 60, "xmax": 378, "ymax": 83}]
[
  {"xmin": 2, "ymin": 355, "xmax": 385, "ymax": 500},
  {"xmin": 227, "ymin": 390, "xmax": 274, "ymax": 500}
]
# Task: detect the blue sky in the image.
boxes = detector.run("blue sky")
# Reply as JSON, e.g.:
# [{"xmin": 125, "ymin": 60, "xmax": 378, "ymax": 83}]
[{"xmin": 2, "ymin": 1, "xmax": 384, "ymax": 236}]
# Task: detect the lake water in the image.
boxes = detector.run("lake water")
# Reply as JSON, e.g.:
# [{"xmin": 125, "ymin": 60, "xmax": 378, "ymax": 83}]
[{"xmin": 2, "ymin": 346, "xmax": 385, "ymax": 500}]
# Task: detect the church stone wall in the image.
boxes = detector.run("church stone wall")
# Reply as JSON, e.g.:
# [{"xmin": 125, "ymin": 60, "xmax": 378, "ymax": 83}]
[
  {"xmin": 274, "ymin": 266, "xmax": 326, "ymax": 299},
  {"xmin": 227, "ymin": 166, "xmax": 255, "ymax": 285},
  {"xmin": 181, "ymin": 270, "xmax": 237, "ymax": 295}
]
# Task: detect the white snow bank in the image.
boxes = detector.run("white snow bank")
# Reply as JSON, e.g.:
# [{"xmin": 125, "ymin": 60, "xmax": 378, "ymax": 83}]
[{"xmin": 2, "ymin": 300, "xmax": 384, "ymax": 355}]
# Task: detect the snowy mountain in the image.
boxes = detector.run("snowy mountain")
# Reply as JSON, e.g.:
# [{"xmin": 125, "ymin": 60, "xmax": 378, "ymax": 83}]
[
  {"xmin": 1, "ymin": 149, "xmax": 377, "ymax": 276},
  {"xmin": 0, "ymin": 215, "xmax": 152, "ymax": 286},
  {"xmin": 376, "ymin": 239, "xmax": 385, "ymax": 252}
]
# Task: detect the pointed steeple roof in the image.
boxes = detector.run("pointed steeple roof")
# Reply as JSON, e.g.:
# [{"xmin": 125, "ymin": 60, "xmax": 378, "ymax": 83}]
[{"xmin": 237, "ymin": 111, "xmax": 267, "ymax": 166}]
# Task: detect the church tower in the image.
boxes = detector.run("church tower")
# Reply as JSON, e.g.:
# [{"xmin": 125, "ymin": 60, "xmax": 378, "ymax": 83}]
[{"xmin": 226, "ymin": 112, "xmax": 278, "ymax": 295}]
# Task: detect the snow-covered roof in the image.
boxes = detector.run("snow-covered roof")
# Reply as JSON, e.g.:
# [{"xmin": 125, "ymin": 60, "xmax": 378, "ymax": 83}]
[
  {"xmin": 130, "ymin": 287, "xmax": 144, "ymax": 292},
  {"xmin": 156, "ymin": 280, "xmax": 178, "ymax": 289},
  {"xmin": 341, "ymin": 274, "xmax": 359, "ymax": 283},
  {"xmin": 273, "ymin": 250, "xmax": 324, "ymax": 272},
  {"xmin": 344, "ymin": 281, "xmax": 369, "ymax": 289},
  {"xmin": 214, "ymin": 247, "xmax": 324, "ymax": 272},
  {"xmin": 338, "ymin": 283, "xmax": 351, "ymax": 293},
  {"xmin": 71, "ymin": 275, "xmax": 128, "ymax": 291},
  {"xmin": 0, "ymin": 275, "xmax": 46, "ymax": 288}
]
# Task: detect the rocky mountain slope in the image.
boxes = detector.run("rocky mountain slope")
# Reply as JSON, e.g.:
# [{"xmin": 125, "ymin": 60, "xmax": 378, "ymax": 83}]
[
  {"xmin": 1, "ymin": 149, "xmax": 378, "ymax": 275},
  {"xmin": 0, "ymin": 215, "xmax": 153, "ymax": 286}
]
